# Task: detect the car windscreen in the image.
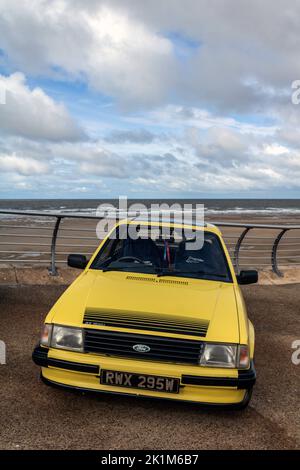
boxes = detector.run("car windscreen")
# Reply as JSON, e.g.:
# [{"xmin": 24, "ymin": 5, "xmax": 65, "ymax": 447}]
[{"xmin": 90, "ymin": 225, "xmax": 232, "ymax": 282}]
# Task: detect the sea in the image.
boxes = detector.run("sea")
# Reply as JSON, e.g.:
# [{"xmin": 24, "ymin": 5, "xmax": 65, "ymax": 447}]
[{"xmin": 0, "ymin": 199, "xmax": 300, "ymax": 217}]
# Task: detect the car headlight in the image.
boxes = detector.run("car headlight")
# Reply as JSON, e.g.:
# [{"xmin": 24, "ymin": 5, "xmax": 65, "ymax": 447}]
[
  {"xmin": 199, "ymin": 343, "xmax": 250, "ymax": 369},
  {"xmin": 50, "ymin": 325, "xmax": 84, "ymax": 352}
]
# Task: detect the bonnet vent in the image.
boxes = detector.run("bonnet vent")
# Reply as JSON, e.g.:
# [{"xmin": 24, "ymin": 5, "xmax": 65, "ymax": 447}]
[
  {"xmin": 126, "ymin": 275, "xmax": 188, "ymax": 286},
  {"xmin": 83, "ymin": 308, "xmax": 209, "ymax": 338}
]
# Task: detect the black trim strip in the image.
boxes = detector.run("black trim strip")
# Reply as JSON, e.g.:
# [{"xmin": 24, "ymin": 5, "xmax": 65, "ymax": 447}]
[
  {"xmin": 40, "ymin": 374, "xmax": 252, "ymax": 410},
  {"xmin": 181, "ymin": 375, "xmax": 238, "ymax": 387},
  {"xmin": 181, "ymin": 361, "xmax": 256, "ymax": 389},
  {"xmin": 48, "ymin": 358, "xmax": 99, "ymax": 374},
  {"xmin": 32, "ymin": 345, "xmax": 49, "ymax": 367},
  {"xmin": 237, "ymin": 361, "xmax": 256, "ymax": 389},
  {"xmin": 32, "ymin": 345, "xmax": 99, "ymax": 374}
]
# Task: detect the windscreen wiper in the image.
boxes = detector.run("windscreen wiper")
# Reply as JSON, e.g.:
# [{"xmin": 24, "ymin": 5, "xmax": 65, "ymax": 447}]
[
  {"xmin": 155, "ymin": 269, "xmax": 227, "ymax": 279},
  {"xmin": 102, "ymin": 265, "xmax": 157, "ymax": 273},
  {"xmin": 101, "ymin": 266, "xmax": 128, "ymax": 273}
]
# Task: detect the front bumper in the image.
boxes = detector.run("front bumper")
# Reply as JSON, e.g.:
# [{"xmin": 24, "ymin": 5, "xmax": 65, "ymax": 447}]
[{"xmin": 32, "ymin": 345, "xmax": 256, "ymax": 407}]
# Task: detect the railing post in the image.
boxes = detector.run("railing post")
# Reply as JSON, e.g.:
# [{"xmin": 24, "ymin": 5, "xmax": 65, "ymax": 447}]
[
  {"xmin": 49, "ymin": 216, "xmax": 62, "ymax": 276},
  {"xmin": 272, "ymin": 229, "xmax": 288, "ymax": 277},
  {"xmin": 234, "ymin": 227, "xmax": 251, "ymax": 273}
]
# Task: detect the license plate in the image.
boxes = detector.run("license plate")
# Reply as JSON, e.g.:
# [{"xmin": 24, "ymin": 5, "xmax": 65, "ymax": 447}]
[{"xmin": 100, "ymin": 369, "xmax": 180, "ymax": 394}]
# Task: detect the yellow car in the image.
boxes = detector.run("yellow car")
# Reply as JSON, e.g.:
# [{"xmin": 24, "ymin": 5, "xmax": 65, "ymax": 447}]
[{"xmin": 33, "ymin": 219, "xmax": 257, "ymax": 409}]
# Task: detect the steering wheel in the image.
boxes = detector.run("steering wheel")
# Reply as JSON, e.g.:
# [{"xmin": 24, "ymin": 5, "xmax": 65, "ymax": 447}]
[{"xmin": 117, "ymin": 256, "xmax": 147, "ymax": 264}]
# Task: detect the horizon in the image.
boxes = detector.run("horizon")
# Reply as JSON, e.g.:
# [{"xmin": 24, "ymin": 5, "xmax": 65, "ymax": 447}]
[{"xmin": 1, "ymin": 197, "xmax": 300, "ymax": 201}]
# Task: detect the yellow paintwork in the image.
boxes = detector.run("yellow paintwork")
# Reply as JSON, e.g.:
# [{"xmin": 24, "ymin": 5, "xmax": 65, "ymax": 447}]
[{"xmin": 41, "ymin": 220, "xmax": 254, "ymax": 405}]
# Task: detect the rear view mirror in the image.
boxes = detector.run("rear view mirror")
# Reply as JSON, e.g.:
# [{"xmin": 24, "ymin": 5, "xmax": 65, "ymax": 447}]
[
  {"xmin": 67, "ymin": 254, "xmax": 88, "ymax": 269},
  {"xmin": 237, "ymin": 270, "xmax": 258, "ymax": 285}
]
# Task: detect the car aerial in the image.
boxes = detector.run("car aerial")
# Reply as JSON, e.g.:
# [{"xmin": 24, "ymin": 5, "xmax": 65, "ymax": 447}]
[{"xmin": 33, "ymin": 218, "xmax": 257, "ymax": 409}]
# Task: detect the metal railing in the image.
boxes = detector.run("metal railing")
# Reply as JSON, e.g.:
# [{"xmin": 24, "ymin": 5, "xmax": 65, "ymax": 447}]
[{"xmin": 0, "ymin": 209, "xmax": 300, "ymax": 277}]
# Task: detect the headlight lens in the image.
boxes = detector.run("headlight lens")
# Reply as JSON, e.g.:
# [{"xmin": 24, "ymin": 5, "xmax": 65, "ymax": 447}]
[
  {"xmin": 40, "ymin": 323, "xmax": 52, "ymax": 347},
  {"xmin": 50, "ymin": 325, "xmax": 83, "ymax": 352},
  {"xmin": 200, "ymin": 343, "xmax": 250, "ymax": 369},
  {"xmin": 200, "ymin": 343, "xmax": 237, "ymax": 368}
]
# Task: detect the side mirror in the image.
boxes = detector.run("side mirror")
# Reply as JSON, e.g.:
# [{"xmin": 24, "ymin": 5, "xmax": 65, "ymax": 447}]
[
  {"xmin": 237, "ymin": 270, "xmax": 258, "ymax": 285},
  {"xmin": 67, "ymin": 254, "xmax": 88, "ymax": 269}
]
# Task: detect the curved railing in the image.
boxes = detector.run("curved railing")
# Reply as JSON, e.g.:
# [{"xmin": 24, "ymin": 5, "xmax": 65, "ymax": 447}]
[
  {"xmin": 211, "ymin": 221, "xmax": 300, "ymax": 276},
  {"xmin": 0, "ymin": 209, "xmax": 300, "ymax": 277}
]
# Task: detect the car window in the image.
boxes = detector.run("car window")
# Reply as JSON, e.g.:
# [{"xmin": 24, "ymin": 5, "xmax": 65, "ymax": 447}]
[{"xmin": 90, "ymin": 225, "xmax": 232, "ymax": 282}]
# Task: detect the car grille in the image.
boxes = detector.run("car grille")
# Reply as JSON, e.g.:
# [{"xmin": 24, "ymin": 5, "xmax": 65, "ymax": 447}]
[
  {"xmin": 83, "ymin": 308, "xmax": 209, "ymax": 338},
  {"xmin": 84, "ymin": 329, "xmax": 203, "ymax": 364}
]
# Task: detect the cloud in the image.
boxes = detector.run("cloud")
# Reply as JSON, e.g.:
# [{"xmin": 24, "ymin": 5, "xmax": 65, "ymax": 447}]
[
  {"xmin": 185, "ymin": 126, "xmax": 252, "ymax": 169},
  {"xmin": 1, "ymin": 1, "xmax": 300, "ymax": 197},
  {"xmin": 80, "ymin": 153, "xmax": 127, "ymax": 179},
  {"xmin": 0, "ymin": 72, "xmax": 85, "ymax": 141},
  {"xmin": 104, "ymin": 129, "xmax": 157, "ymax": 144},
  {"xmin": 0, "ymin": 1, "xmax": 299, "ymax": 119},
  {"xmin": 51, "ymin": 141, "xmax": 181, "ymax": 179},
  {"xmin": 0, "ymin": 1, "xmax": 175, "ymax": 108},
  {"xmin": 1, "ymin": 125, "xmax": 300, "ymax": 197},
  {"xmin": 0, "ymin": 103, "xmax": 298, "ymax": 196},
  {"xmin": 0, "ymin": 0, "xmax": 299, "ymax": 115},
  {"xmin": 0, "ymin": 154, "xmax": 49, "ymax": 175},
  {"xmin": 104, "ymin": 0, "xmax": 300, "ymax": 112},
  {"xmin": 263, "ymin": 144, "xmax": 289, "ymax": 156}
]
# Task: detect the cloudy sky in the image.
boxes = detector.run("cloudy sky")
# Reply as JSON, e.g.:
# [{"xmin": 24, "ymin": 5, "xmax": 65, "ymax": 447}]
[{"xmin": 0, "ymin": 0, "xmax": 300, "ymax": 199}]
